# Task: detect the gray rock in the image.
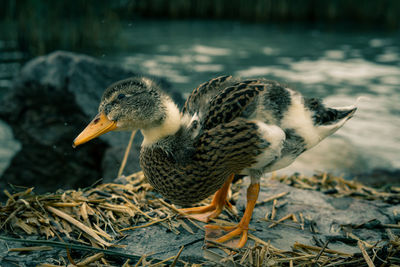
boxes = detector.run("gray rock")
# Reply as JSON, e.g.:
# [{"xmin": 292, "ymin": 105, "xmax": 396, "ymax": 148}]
[
  {"xmin": 119, "ymin": 177, "xmax": 399, "ymax": 262},
  {"xmin": 0, "ymin": 51, "xmax": 183, "ymax": 195},
  {"xmin": 238, "ymin": 177, "xmax": 397, "ymax": 254}
]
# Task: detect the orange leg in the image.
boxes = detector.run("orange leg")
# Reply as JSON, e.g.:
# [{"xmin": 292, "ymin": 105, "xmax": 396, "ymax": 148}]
[
  {"xmin": 179, "ymin": 174, "xmax": 235, "ymax": 222},
  {"xmin": 205, "ymin": 182, "xmax": 260, "ymax": 248}
]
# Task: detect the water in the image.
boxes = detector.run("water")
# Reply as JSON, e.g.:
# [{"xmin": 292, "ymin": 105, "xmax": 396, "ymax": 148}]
[{"xmin": 1, "ymin": 20, "xmax": 399, "ymax": 177}]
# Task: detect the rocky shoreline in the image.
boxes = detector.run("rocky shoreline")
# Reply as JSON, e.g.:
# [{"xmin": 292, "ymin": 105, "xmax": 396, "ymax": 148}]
[
  {"xmin": 0, "ymin": 52, "xmax": 399, "ymax": 265},
  {"xmin": 0, "ymin": 51, "xmax": 184, "ymax": 196}
]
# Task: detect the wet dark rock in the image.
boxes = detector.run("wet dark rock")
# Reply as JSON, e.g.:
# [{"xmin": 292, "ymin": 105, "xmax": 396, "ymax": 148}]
[{"xmin": 0, "ymin": 51, "xmax": 183, "ymax": 195}]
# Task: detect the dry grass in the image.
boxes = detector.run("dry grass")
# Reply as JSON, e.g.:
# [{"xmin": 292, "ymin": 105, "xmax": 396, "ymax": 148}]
[
  {"xmin": 1, "ymin": 168, "xmax": 399, "ymax": 265},
  {"xmin": 274, "ymin": 172, "xmax": 400, "ymax": 204}
]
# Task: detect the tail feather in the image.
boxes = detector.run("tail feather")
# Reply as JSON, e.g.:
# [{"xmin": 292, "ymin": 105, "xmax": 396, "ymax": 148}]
[
  {"xmin": 304, "ymin": 97, "xmax": 358, "ymax": 141},
  {"xmin": 330, "ymin": 106, "xmax": 357, "ymax": 122},
  {"xmin": 305, "ymin": 98, "xmax": 357, "ymax": 126}
]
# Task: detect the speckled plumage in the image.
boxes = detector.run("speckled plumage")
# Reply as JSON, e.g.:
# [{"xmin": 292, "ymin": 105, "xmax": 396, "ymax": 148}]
[
  {"xmin": 75, "ymin": 75, "xmax": 357, "ymax": 206},
  {"xmin": 141, "ymin": 118, "xmax": 267, "ymax": 205},
  {"xmin": 141, "ymin": 76, "xmax": 290, "ymax": 205},
  {"xmin": 137, "ymin": 75, "xmax": 355, "ymax": 205}
]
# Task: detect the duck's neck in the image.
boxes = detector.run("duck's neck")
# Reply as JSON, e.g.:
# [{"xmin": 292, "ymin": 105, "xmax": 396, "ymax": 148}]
[{"xmin": 141, "ymin": 100, "xmax": 181, "ymax": 146}]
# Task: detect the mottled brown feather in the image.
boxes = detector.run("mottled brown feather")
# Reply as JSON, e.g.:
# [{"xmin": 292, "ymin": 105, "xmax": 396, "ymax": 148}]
[
  {"xmin": 182, "ymin": 75, "xmax": 233, "ymax": 115},
  {"xmin": 202, "ymin": 82, "xmax": 266, "ymax": 130},
  {"xmin": 140, "ymin": 118, "xmax": 266, "ymax": 206}
]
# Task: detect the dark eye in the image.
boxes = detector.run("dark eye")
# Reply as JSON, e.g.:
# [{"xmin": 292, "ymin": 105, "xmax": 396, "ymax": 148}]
[{"xmin": 117, "ymin": 93, "xmax": 126, "ymax": 100}]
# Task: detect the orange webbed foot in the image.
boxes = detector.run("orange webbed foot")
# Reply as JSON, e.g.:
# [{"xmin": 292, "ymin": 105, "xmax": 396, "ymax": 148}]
[
  {"xmin": 178, "ymin": 174, "xmax": 234, "ymax": 222},
  {"xmin": 204, "ymin": 182, "xmax": 260, "ymax": 248},
  {"xmin": 179, "ymin": 202, "xmax": 227, "ymax": 222}
]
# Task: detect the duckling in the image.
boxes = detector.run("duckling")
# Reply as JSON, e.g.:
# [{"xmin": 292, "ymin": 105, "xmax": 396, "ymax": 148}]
[{"xmin": 73, "ymin": 75, "xmax": 356, "ymax": 248}]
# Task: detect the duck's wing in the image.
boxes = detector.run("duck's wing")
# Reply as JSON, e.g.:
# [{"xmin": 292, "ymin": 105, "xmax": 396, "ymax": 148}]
[
  {"xmin": 183, "ymin": 76, "xmax": 288, "ymax": 138},
  {"xmin": 193, "ymin": 118, "xmax": 285, "ymax": 178},
  {"xmin": 182, "ymin": 75, "xmax": 234, "ymax": 116},
  {"xmin": 201, "ymin": 80, "xmax": 266, "ymax": 130}
]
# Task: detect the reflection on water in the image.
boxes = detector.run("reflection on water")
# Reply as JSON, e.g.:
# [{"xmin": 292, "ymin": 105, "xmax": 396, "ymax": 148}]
[{"xmin": 1, "ymin": 20, "xmax": 399, "ymax": 177}]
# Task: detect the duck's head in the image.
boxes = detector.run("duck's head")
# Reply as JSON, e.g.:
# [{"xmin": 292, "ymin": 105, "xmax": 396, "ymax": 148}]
[{"xmin": 73, "ymin": 77, "xmax": 180, "ymax": 147}]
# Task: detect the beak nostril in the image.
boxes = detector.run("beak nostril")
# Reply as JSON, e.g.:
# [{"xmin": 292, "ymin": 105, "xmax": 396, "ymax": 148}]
[{"xmin": 73, "ymin": 112, "xmax": 117, "ymax": 147}]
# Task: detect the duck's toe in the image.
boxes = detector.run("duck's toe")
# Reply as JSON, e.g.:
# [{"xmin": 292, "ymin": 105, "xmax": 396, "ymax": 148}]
[
  {"xmin": 205, "ymin": 223, "xmax": 249, "ymax": 248},
  {"xmin": 179, "ymin": 204, "xmax": 224, "ymax": 222}
]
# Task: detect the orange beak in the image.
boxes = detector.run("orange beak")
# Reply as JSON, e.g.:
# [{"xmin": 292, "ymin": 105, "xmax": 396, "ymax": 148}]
[{"xmin": 73, "ymin": 112, "xmax": 117, "ymax": 148}]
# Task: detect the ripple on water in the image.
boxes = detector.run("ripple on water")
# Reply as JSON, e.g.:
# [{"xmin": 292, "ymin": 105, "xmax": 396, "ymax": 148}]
[
  {"xmin": 237, "ymin": 58, "xmax": 400, "ymax": 86},
  {"xmin": 376, "ymin": 49, "xmax": 400, "ymax": 63},
  {"xmin": 192, "ymin": 45, "xmax": 232, "ymax": 56},
  {"xmin": 192, "ymin": 64, "xmax": 224, "ymax": 72}
]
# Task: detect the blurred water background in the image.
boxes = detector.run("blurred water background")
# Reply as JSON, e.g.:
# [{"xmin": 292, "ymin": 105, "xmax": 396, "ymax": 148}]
[{"xmin": 0, "ymin": 0, "xmax": 399, "ymax": 183}]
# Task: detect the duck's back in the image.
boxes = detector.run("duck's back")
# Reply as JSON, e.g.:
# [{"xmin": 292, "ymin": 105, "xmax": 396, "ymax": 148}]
[
  {"xmin": 183, "ymin": 76, "xmax": 294, "ymax": 130},
  {"xmin": 183, "ymin": 76, "xmax": 342, "ymax": 173}
]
